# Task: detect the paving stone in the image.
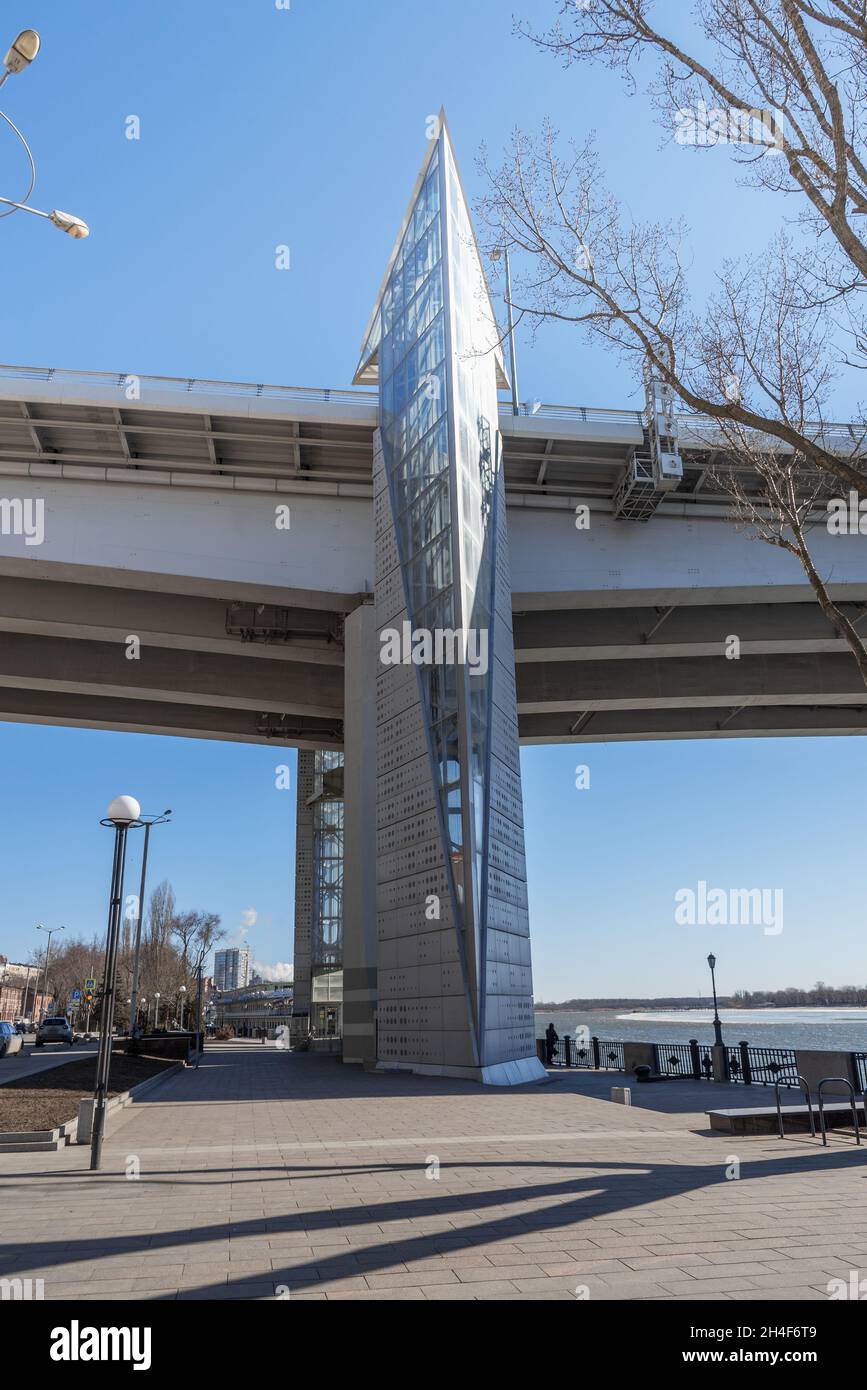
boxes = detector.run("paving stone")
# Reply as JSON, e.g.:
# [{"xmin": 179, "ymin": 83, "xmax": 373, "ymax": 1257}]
[{"xmin": 1, "ymin": 1043, "xmax": 859, "ymax": 1305}]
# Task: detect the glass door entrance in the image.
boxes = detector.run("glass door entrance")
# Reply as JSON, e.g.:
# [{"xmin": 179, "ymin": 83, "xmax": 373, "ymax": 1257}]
[{"xmin": 314, "ymin": 1005, "xmax": 340, "ymax": 1037}]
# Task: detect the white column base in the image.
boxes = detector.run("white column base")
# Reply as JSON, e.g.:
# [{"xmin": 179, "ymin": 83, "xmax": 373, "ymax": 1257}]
[{"xmin": 376, "ymin": 1055, "xmax": 548, "ymax": 1086}]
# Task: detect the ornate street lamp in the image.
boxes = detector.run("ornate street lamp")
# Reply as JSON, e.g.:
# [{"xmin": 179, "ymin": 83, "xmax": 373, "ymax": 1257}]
[{"xmin": 707, "ymin": 953, "xmax": 724, "ymax": 1048}]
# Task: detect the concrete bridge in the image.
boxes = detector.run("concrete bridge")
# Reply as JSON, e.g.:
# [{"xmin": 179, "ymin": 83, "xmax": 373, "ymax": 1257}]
[
  {"xmin": 1, "ymin": 364, "xmax": 866, "ymax": 751},
  {"xmin": 2, "ymin": 124, "xmax": 865, "ymax": 1086}
]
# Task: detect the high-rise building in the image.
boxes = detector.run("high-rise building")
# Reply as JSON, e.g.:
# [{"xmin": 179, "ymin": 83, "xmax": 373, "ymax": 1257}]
[{"xmin": 214, "ymin": 948, "xmax": 252, "ymax": 992}]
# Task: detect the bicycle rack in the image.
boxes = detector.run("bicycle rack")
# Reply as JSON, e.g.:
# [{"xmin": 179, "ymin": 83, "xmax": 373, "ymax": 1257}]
[
  {"xmin": 817, "ymin": 1077, "xmax": 862, "ymax": 1147},
  {"xmin": 775, "ymin": 1074, "xmax": 815, "ymax": 1139}
]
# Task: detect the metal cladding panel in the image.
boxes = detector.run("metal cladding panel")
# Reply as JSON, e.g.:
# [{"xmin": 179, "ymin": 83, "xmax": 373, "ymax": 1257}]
[
  {"xmin": 376, "ymin": 568, "xmax": 406, "ymax": 626},
  {"xmin": 487, "ymin": 865, "xmax": 530, "ymax": 912},
  {"xmin": 375, "ymin": 712, "xmax": 429, "ymax": 774},
  {"xmin": 376, "ymin": 805, "xmax": 442, "ymax": 855},
  {"xmin": 377, "ymin": 835, "xmax": 446, "ymax": 884},
  {"xmin": 378, "ymin": 902, "xmax": 458, "ymax": 943},
  {"xmin": 377, "ymin": 864, "xmax": 451, "ymax": 915},
  {"xmin": 376, "ymin": 657, "xmax": 420, "ymax": 725},
  {"xmin": 377, "ymin": 750, "xmax": 436, "ymax": 807},
  {"xmin": 490, "ymin": 702, "xmax": 521, "ymax": 775},
  {"xmin": 486, "ymin": 896, "xmax": 530, "ymax": 937},
  {"xmin": 486, "ymin": 927, "xmax": 532, "ymax": 965},
  {"xmin": 489, "ymin": 647, "xmax": 518, "ymax": 717},
  {"xmin": 376, "ymin": 774, "xmax": 437, "ymax": 834}
]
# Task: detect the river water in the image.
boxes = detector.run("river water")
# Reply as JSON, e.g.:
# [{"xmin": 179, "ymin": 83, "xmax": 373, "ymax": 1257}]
[{"xmin": 534, "ymin": 1007, "xmax": 867, "ymax": 1053}]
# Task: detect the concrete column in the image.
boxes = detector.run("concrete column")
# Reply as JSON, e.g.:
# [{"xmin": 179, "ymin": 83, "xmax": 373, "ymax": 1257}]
[
  {"xmin": 292, "ymin": 750, "xmax": 315, "ymax": 1019},
  {"xmin": 341, "ymin": 602, "xmax": 378, "ymax": 1066}
]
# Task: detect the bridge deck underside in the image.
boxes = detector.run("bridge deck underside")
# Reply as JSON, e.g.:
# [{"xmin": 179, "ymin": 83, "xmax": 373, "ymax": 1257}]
[
  {"xmin": 0, "ymin": 572, "xmax": 865, "ymax": 744},
  {"xmin": 0, "ymin": 375, "xmax": 864, "ymax": 745}
]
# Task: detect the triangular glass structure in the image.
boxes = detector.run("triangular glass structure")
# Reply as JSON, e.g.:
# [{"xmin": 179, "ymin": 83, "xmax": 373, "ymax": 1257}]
[{"xmin": 366, "ymin": 115, "xmax": 544, "ymax": 1084}]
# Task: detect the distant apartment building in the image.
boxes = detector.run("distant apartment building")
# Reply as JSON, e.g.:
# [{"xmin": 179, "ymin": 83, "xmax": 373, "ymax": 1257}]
[
  {"xmin": 214, "ymin": 948, "xmax": 252, "ymax": 992},
  {"xmin": 0, "ymin": 957, "xmax": 51, "ymax": 1022}
]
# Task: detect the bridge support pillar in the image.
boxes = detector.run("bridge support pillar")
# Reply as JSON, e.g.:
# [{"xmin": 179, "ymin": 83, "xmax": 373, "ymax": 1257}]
[{"xmin": 341, "ymin": 602, "xmax": 378, "ymax": 1066}]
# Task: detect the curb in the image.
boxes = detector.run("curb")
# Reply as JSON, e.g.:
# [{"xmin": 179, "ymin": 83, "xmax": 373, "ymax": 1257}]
[
  {"xmin": 0, "ymin": 1060, "xmax": 184, "ymax": 1153},
  {"xmin": 65, "ymin": 1059, "xmax": 185, "ymax": 1143}
]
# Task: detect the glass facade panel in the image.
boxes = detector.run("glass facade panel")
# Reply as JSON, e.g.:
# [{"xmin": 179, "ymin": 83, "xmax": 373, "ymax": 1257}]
[
  {"xmin": 311, "ymin": 750, "xmax": 344, "ymax": 975},
  {"xmin": 377, "ymin": 139, "xmax": 462, "ymax": 899}
]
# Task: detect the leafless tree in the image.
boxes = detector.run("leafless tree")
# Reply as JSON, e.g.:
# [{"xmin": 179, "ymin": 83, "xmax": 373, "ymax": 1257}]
[
  {"xmin": 172, "ymin": 909, "xmax": 223, "ymax": 979},
  {"xmin": 709, "ymin": 420, "xmax": 867, "ymax": 683},
  {"xmin": 476, "ymin": 0, "xmax": 867, "ymax": 677}
]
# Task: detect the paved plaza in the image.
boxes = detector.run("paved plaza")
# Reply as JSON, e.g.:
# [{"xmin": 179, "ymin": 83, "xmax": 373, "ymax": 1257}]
[{"xmin": 2, "ymin": 1042, "xmax": 867, "ymax": 1301}]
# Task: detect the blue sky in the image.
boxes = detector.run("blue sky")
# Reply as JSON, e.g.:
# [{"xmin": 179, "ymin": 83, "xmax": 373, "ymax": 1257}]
[{"xmin": 1, "ymin": 0, "xmax": 865, "ymax": 998}]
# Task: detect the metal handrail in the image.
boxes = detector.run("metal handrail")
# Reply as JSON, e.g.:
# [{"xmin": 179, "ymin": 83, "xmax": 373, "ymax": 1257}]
[
  {"xmin": 817, "ymin": 1077, "xmax": 862, "ymax": 1147},
  {"xmin": 0, "ymin": 361, "xmax": 862, "ymax": 443},
  {"xmin": 775, "ymin": 1074, "xmax": 815, "ymax": 1139},
  {"xmin": 0, "ymin": 364, "xmax": 378, "ymax": 407}
]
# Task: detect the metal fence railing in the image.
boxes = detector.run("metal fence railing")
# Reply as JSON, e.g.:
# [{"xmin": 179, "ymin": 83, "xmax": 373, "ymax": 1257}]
[
  {"xmin": 738, "ymin": 1046, "xmax": 799, "ymax": 1087},
  {"xmin": 658, "ymin": 1042, "xmax": 707, "ymax": 1079},
  {"xmin": 545, "ymin": 1036, "xmax": 624, "ymax": 1069},
  {"xmin": 542, "ymin": 1035, "xmax": 810, "ymax": 1087}
]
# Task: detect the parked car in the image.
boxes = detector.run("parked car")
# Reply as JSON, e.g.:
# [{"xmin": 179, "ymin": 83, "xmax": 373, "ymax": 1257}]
[
  {"xmin": 0, "ymin": 1022, "xmax": 24, "ymax": 1058},
  {"xmin": 34, "ymin": 1015, "xmax": 74, "ymax": 1047}
]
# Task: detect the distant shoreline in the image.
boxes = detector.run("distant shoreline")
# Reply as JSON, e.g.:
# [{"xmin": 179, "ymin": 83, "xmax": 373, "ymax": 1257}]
[{"xmin": 533, "ymin": 1002, "xmax": 864, "ymax": 1013}]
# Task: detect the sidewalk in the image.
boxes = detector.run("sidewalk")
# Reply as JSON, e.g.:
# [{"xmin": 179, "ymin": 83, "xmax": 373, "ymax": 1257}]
[{"xmin": 1, "ymin": 1042, "xmax": 865, "ymax": 1301}]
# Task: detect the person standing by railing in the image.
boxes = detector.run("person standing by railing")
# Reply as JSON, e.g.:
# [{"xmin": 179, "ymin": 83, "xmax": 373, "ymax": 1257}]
[{"xmin": 545, "ymin": 1021, "xmax": 559, "ymax": 1066}]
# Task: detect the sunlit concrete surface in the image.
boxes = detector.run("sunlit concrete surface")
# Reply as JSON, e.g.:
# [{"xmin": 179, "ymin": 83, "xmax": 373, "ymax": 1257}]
[{"xmin": 1, "ymin": 1043, "xmax": 865, "ymax": 1301}]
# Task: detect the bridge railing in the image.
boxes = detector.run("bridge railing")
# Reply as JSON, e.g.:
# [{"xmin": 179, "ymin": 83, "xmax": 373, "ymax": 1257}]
[
  {"xmin": 0, "ymin": 364, "xmax": 378, "ymax": 407},
  {"xmin": 2, "ymin": 363, "xmax": 865, "ymax": 455}
]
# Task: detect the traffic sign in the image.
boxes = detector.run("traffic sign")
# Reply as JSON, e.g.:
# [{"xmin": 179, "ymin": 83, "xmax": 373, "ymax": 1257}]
[
  {"xmin": 71, "ymin": 989, "xmax": 81, "ymax": 1001},
  {"xmin": 85, "ymin": 979, "xmax": 96, "ymax": 990}
]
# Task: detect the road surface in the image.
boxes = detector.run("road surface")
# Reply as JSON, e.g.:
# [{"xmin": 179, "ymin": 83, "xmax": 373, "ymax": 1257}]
[{"xmin": 0, "ymin": 1039, "xmax": 98, "ymax": 1085}]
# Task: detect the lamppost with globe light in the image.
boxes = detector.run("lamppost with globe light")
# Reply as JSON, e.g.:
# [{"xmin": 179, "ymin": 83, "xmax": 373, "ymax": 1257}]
[
  {"xmin": 90, "ymin": 795, "xmax": 143, "ymax": 1172},
  {"xmin": 178, "ymin": 985, "xmax": 187, "ymax": 1031},
  {"xmin": 0, "ymin": 28, "xmax": 89, "ymax": 238}
]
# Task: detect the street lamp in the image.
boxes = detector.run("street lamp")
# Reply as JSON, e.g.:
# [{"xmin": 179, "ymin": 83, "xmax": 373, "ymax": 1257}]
[
  {"xmin": 0, "ymin": 30, "xmax": 40, "ymax": 85},
  {"xmin": 154, "ymin": 992, "xmax": 161, "ymax": 1031},
  {"xmin": 21, "ymin": 962, "xmax": 33, "ymax": 1025},
  {"xmin": 0, "ymin": 28, "xmax": 89, "ymax": 237},
  {"xmin": 128, "ymin": 811, "xmax": 172, "ymax": 1038},
  {"xmin": 35, "ymin": 924, "xmax": 64, "ymax": 1021},
  {"xmin": 178, "ymin": 984, "xmax": 187, "ymax": 1030},
  {"xmin": 490, "ymin": 246, "xmax": 520, "ymax": 417},
  {"xmin": 707, "ymin": 953, "xmax": 724, "ymax": 1048},
  {"xmin": 90, "ymin": 795, "xmax": 143, "ymax": 1172},
  {"xmin": 0, "ymin": 197, "xmax": 89, "ymax": 236}
]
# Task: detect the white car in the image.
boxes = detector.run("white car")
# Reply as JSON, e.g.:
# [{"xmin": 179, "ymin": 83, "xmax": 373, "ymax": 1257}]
[
  {"xmin": 0, "ymin": 1022, "xmax": 23, "ymax": 1057},
  {"xmin": 35, "ymin": 1015, "xmax": 74, "ymax": 1047}
]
